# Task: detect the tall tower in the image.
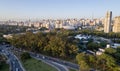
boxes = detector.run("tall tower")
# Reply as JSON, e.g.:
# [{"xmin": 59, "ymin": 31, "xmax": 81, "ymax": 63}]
[
  {"xmin": 104, "ymin": 11, "xmax": 112, "ymax": 33},
  {"xmin": 113, "ymin": 16, "xmax": 120, "ymax": 33}
]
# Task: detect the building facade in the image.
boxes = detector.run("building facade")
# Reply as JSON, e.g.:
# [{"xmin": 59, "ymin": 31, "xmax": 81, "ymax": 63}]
[
  {"xmin": 113, "ymin": 16, "xmax": 120, "ymax": 33},
  {"xmin": 104, "ymin": 11, "xmax": 112, "ymax": 33}
]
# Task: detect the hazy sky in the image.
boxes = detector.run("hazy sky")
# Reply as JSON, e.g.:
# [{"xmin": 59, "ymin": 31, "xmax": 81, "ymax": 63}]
[{"xmin": 0, "ymin": 0, "xmax": 120, "ymax": 20}]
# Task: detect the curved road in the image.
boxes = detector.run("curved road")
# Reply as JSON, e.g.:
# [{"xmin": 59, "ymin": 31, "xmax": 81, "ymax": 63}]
[
  {"xmin": 30, "ymin": 52, "xmax": 69, "ymax": 71},
  {"xmin": 1, "ymin": 45, "xmax": 70, "ymax": 71},
  {"xmin": 29, "ymin": 52, "xmax": 79, "ymax": 70},
  {"xmin": 0, "ymin": 45, "xmax": 25, "ymax": 71},
  {"xmin": 1, "ymin": 44, "xmax": 79, "ymax": 71}
]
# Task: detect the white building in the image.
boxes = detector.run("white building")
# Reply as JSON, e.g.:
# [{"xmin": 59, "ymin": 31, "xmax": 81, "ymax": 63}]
[
  {"xmin": 96, "ymin": 51, "xmax": 103, "ymax": 55},
  {"xmin": 63, "ymin": 26, "xmax": 75, "ymax": 30},
  {"xmin": 3, "ymin": 34, "xmax": 13, "ymax": 39},
  {"xmin": 104, "ymin": 11, "xmax": 112, "ymax": 33},
  {"xmin": 55, "ymin": 20, "xmax": 63, "ymax": 28},
  {"xmin": 75, "ymin": 34, "xmax": 91, "ymax": 40}
]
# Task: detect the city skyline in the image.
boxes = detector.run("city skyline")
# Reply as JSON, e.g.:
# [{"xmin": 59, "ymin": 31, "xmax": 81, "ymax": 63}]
[{"xmin": 0, "ymin": 0, "xmax": 120, "ymax": 20}]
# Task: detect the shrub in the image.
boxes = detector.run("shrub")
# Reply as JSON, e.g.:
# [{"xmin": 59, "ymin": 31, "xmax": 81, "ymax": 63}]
[{"xmin": 20, "ymin": 52, "xmax": 31, "ymax": 61}]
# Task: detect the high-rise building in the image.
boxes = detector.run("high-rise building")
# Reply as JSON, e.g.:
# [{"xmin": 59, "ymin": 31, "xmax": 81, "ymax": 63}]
[
  {"xmin": 104, "ymin": 11, "xmax": 112, "ymax": 33},
  {"xmin": 113, "ymin": 16, "xmax": 120, "ymax": 33}
]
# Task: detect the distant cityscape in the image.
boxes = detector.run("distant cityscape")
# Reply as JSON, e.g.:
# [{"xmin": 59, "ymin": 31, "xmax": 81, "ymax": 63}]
[
  {"xmin": 0, "ymin": 18, "xmax": 102, "ymax": 30},
  {"xmin": 1, "ymin": 11, "xmax": 120, "ymax": 71},
  {"xmin": 0, "ymin": 11, "xmax": 120, "ymax": 33}
]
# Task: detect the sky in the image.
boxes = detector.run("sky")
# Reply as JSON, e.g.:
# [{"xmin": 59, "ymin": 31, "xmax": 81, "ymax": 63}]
[{"xmin": 0, "ymin": 0, "xmax": 120, "ymax": 20}]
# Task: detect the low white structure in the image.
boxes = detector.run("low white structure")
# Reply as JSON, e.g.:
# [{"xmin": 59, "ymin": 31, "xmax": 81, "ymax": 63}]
[
  {"xmin": 96, "ymin": 51, "xmax": 103, "ymax": 55},
  {"xmin": 63, "ymin": 26, "xmax": 75, "ymax": 30},
  {"xmin": 3, "ymin": 34, "xmax": 13, "ymax": 39},
  {"xmin": 86, "ymin": 50, "xmax": 95, "ymax": 55},
  {"xmin": 106, "ymin": 44, "xmax": 110, "ymax": 48},
  {"xmin": 111, "ymin": 43, "xmax": 120, "ymax": 48},
  {"xmin": 96, "ymin": 48, "xmax": 105, "ymax": 55},
  {"xmin": 75, "ymin": 34, "xmax": 91, "ymax": 40},
  {"xmin": 99, "ymin": 48, "xmax": 105, "ymax": 52}
]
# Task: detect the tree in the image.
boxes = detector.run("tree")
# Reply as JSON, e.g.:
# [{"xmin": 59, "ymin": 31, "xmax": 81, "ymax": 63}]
[
  {"xmin": 8, "ymin": 31, "xmax": 78, "ymax": 60},
  {"xmin": 114, "ymin": 47, "xmax": 120, "ymax": 63},
  {"xmin": 100, "ymin": 41, "xmax": 107, "ymax": 48},
  {"xmin": 20, "ymin": 52, "xmax": 31, "ymax": 61},
  {"xmin": 76, "ymin": 53, "xmax": 120, "ymax": 71},
  {"xmin": 87, "ymin": 42, "xmax": 100, "ymax": 52},
  {"xmin": 0, "ymin": 55, "xmax": 7, "ymax": 69},
  {"xmin": 97, "ymin": 53, "xmax": 119, "ymax": 71},
  {"xmin": 76, "ymin": 53, "xmax": 90, "ymax": 71},
  {"xmin": 105, "ymin": 48, "xmax": 116, "ymax": 55}
]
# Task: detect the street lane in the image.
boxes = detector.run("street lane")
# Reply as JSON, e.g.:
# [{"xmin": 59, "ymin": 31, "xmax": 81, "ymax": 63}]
[
  {"xmin": 1, "ymin": 44, "xmax": 79, "ymax": 71},
  {"xmin": 0, "ymin": 45, "xmax": 24, "ymax": 71},
  {"xmin": 30, "ymin": 52, "xmax": 79, "ymax": 71},
  {"xmin": 31, "ymin": 53, "xmax": 69, "ymax": 71}
]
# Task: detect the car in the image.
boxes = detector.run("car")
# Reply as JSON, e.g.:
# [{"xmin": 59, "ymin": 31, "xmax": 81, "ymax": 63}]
[
  {"xmin": 37, "ymin": 54, "xmax": 39, "ymax": 57},
  {"xmin": 16, "ymin": 68, "xmax": 19, "ymax": 71},
  {"xmin": 42, "ymin": 56, "xmax": 45, "ymax": 59},
  {"xmin": 2, "ymin": 50, "xmax": 4, "ymax": 52},
  {"xmin": 12, "ymin": 61, "xmax": 15, "ymax": 64},
  {"xmin": 6, "ymin": 45, "xmax": 10, "ymax": 47}
]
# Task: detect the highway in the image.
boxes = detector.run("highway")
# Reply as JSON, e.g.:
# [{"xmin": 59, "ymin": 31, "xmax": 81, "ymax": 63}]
[
  {"xmin": 0, "ymin": 44, "xmax": 79, "ymax": 71},
  {"xmin": 13, "ymin": 47, "xmax": 79, "ymax": 71},
  {"xmin": 0, "ymin": 45, "xmax": 24, "ymax": 71},
  {"xmin": 29, "ymin": 52, "xmax": 79, "ymax": 70},
  {"xmin": 30, "ymin": 52, "xmax": 69, "ymax": 71}
]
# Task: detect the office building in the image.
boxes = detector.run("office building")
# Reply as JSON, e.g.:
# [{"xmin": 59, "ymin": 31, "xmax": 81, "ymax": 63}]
[
  {"xmin": 104, "ymin": 11, "xmax": 112, "ymax": 33},
  {"xmin": 113, "ymin": 16, "xmax": 120, "ymax": 33}
]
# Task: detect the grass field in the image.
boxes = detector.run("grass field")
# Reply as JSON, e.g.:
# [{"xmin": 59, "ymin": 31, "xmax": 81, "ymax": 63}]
[
  {"xmin": 69, "ymin": 68, "xmax": 78, "ymax": 71},
  {"xmin": 22, "ymin": 58, "xmax": 57, "ymax": 71},
  {"xmin": 0, "ymin": 63, "xmax": 9, "ymax": 71},
  {"xmin": 0, "ymin": 54, "xmax": 9, "ymax": 71}
]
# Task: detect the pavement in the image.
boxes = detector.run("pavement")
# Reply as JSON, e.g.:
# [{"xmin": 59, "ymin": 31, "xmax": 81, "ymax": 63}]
[
  {"xmin": 30, "ymin": 53, "xmax": 69, "ymax": 71},
  {"xmin": 0, "ymin": 44, "xmax": 79, "ymax": 71},
  {"xmin": 0, "ymin": 45, "xmax": 25, "ymax": 71},
  {"xmin": 29, "ymin": 52, "xmax": 79, "ymax": 70},
  {"xmin": 13, "ymin": 47, "xmax": 79, "ymax": 71},
  {"xmin": 14, "ymin": 48, "xmax": 79, "ymax": 71}
]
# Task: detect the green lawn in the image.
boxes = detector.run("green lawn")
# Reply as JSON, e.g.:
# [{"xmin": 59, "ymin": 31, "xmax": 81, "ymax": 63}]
[
  {"xmin": 22, "ymin": 58, "xmax": 58, "ymax": 71},
  {"xmin": 0, "ymin": 54, "xmax": 9, "ymax": 71},
  {"xmin": 69, "ymin": 68, "xmax": 78, "ymax": 71},
  {"xmin": 0, "ymin": 62, "xmax": 9, "ymax": 71}
]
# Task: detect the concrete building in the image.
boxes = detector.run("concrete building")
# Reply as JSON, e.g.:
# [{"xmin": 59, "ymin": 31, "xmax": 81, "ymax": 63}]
[
  {"xmin": 33, "ymin": 22, "xmax": 41, "ymax": 28},
  {"xmin": 3, "ymin": 34, "xmax": 13, "ymax": 39},
  {"xmin": 62, "ymin": 26, "xmax": 75, "ymax": 30},
  {"xmin": 55, "ymin": 20, "xmax": 63, "ymax": 28},
  {"xmin": 113, "ymin": 16, "xmax": 120, "ymax": 33},
  {"xmin": 104, "ymin": 11, "xmax": 112, "ymax": 33}
]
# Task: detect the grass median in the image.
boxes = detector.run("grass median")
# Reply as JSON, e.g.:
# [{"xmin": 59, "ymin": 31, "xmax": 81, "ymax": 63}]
[
  {"xmin": 0, "ymin": 62, "xmax": 9, "ymax": 71},
  {"xmin": 69, "ymin": 68, "xmax": 78, "ymax": 71},
  {"xmin": 0, "ymin": 55, "xmax": 9, "ymax": 71},
  {"xmin": 22, "ymin": 58, "xmax": 58, "ymax": 71}
]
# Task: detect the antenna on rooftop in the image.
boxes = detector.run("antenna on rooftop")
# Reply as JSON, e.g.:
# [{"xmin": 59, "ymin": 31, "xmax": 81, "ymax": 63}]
[{"xmin": 92, "ymin": 12, "xmax": 94, "ymax": 20}]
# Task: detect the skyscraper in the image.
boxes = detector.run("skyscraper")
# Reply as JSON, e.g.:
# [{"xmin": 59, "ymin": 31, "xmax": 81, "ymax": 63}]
[
  {"xmin": 113, "ymin": 16, "xmax": 120, "ymax": 33},
  {"xmin": 104, "ymin": 11, "xmax": 112, "ymax": 33}
]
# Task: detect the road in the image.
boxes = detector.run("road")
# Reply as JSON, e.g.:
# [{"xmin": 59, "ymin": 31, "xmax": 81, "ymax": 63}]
[
  {"xmin": 0, "ymin": 44, "xmax": 79, "ymax": 71},
  {"xmin": 30, "ymin": 52, "xmax": 69, "ymax": 71},
  {"xmin": 1, "ymin": 45, "xmax": 70, "ymax": 71},
  {"xmin": 13, "ymin": 47, "xmax": 79, "ymax": 71},
  {"xmin": 29, "ymin": 52, "xmax": 79, "ymax": 70},
  {"xmin": 0, "ymin": 45, "xmax": 25, "ymax": 71}
]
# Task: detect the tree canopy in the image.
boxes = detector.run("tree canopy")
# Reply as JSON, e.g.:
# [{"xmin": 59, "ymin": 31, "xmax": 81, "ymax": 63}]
[
  {"xmin": 76, "ymin": 53, "xmax": 120, "ymax": 71},
  {"xmin": 8, "ymin": 31, "xmax": 78, "ymax": 59}
]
